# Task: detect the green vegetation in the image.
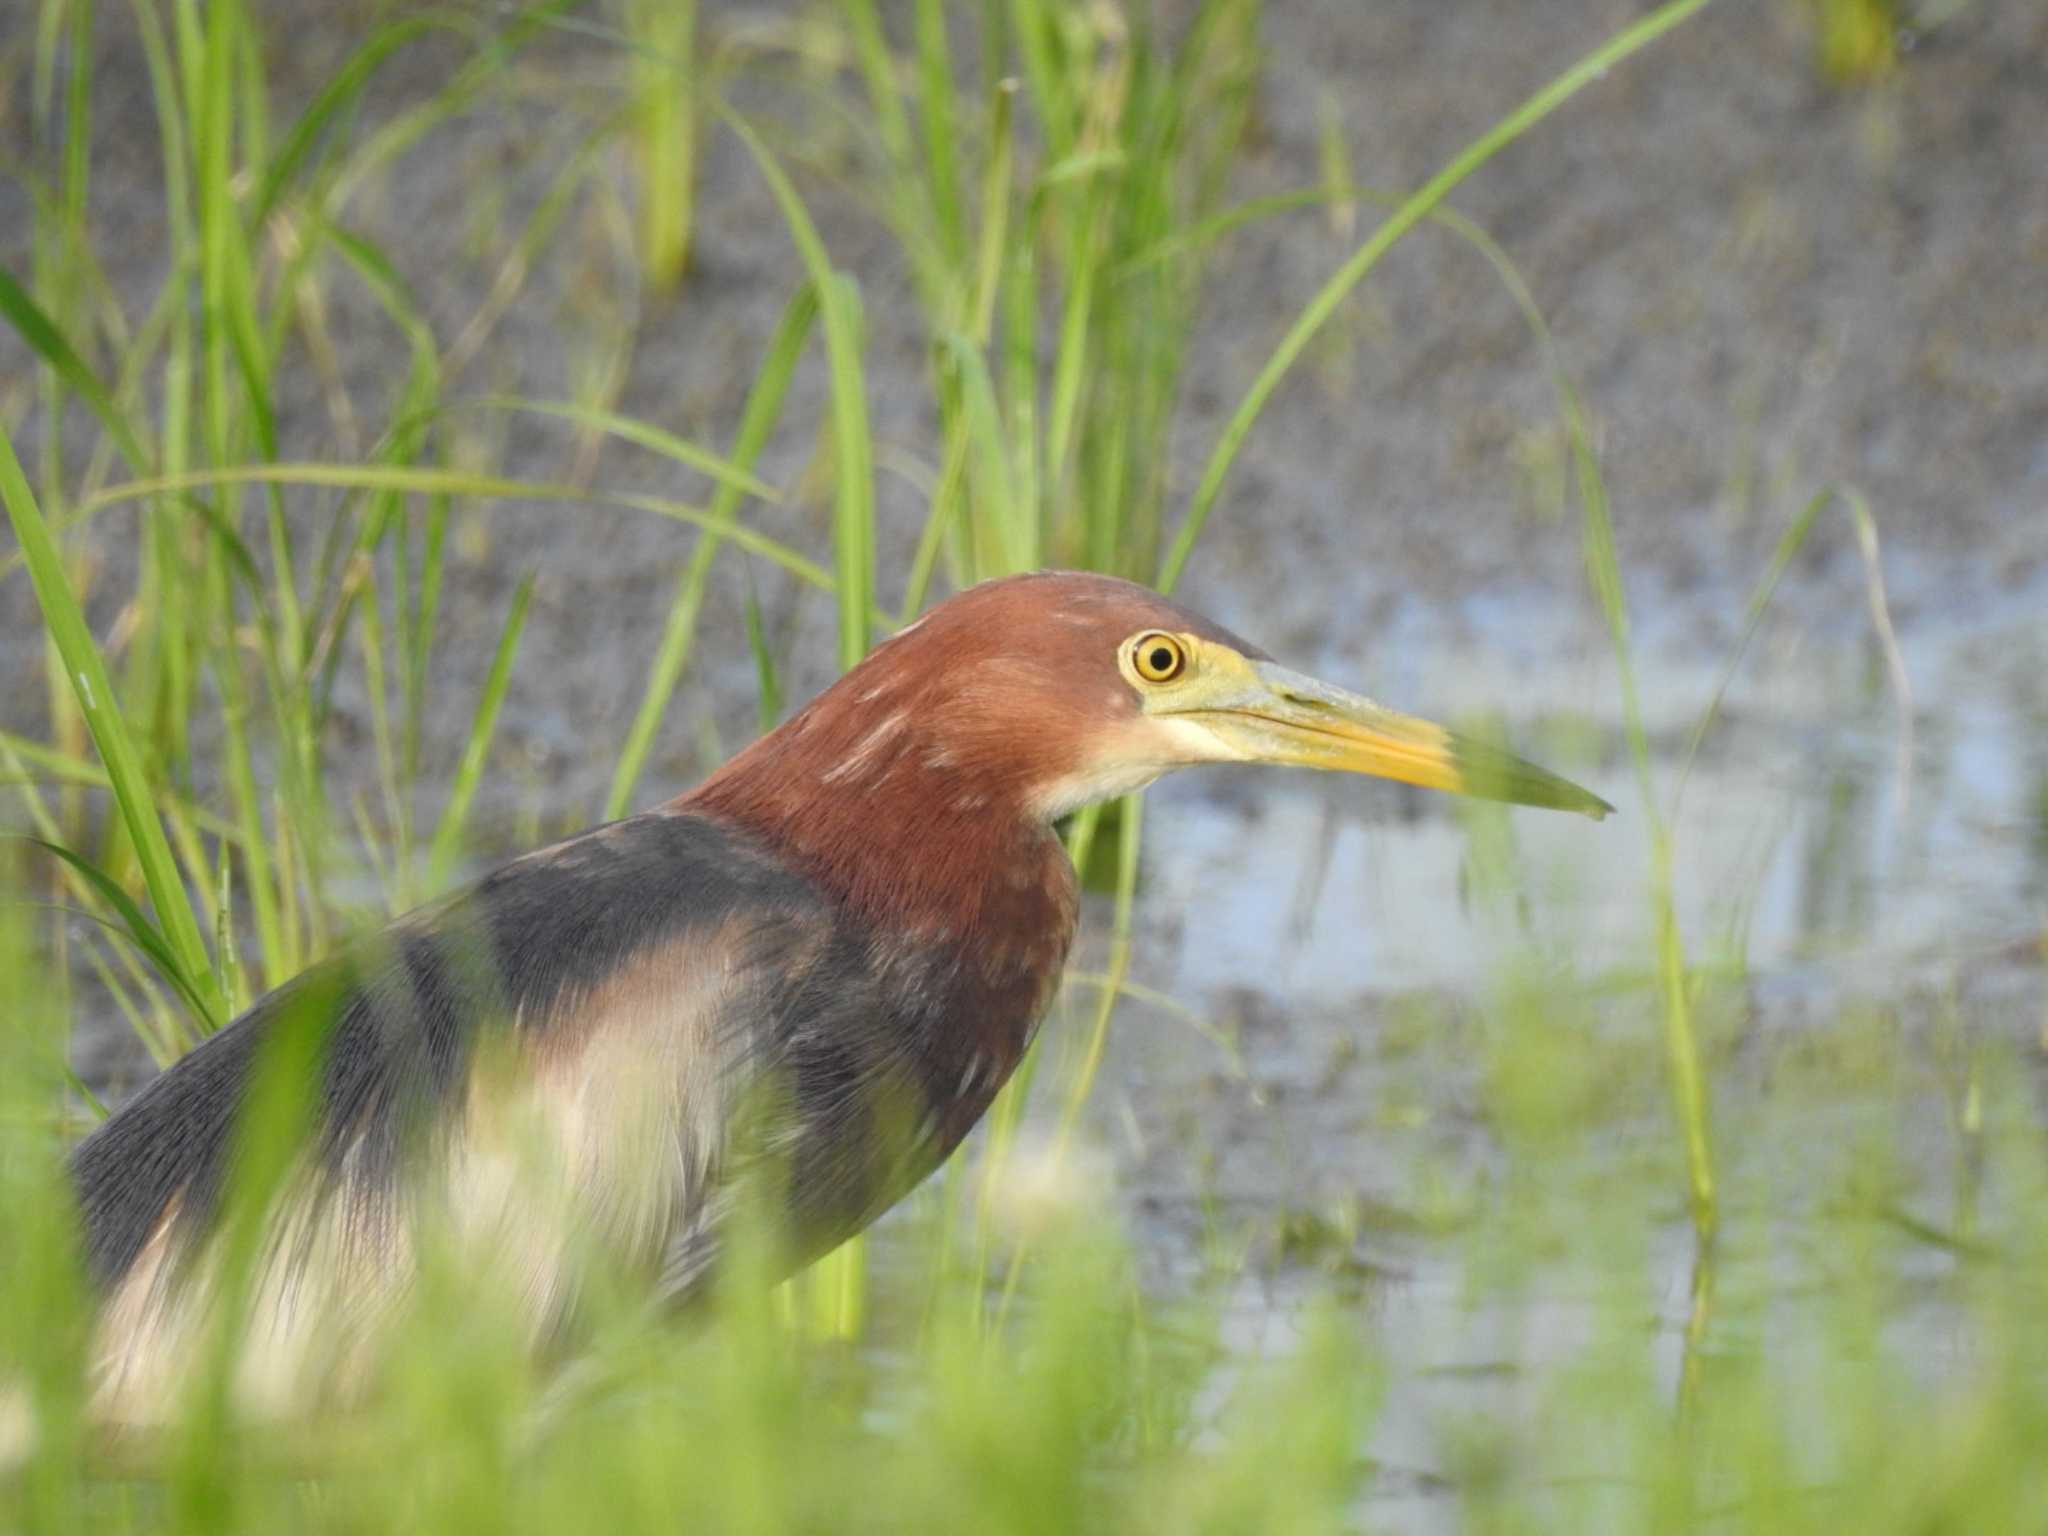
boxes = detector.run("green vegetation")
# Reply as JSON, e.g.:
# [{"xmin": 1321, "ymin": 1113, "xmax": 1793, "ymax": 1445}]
[
  {"xmin": 1807, "ymin": 0, "xmax": 1900, "ymax": 82},
  {"xmin": 2, "ymin": 0, "xmax": 2038, "ymax": 1529}
]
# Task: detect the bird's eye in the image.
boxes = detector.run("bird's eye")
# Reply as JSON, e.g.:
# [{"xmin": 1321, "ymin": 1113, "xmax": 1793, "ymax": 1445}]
[{"xmin": 1130, "ymin": 632, "xmax": 1187, "ymax": 684}]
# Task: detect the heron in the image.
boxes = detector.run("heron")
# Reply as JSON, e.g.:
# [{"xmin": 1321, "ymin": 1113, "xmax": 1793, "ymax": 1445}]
[{"xmin": 70, "ymin": 570, "xmax": 1609, "ymax": 1423}]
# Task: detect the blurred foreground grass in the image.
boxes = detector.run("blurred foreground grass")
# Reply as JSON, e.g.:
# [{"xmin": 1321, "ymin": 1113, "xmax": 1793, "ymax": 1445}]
[
  {"xmin": 7, "ymin": 832, "xmax": 2048, "ymax": 1531},
  {"xmin": 2, "ymin": 0, "xmax": 2042, "ymax": 1529}
]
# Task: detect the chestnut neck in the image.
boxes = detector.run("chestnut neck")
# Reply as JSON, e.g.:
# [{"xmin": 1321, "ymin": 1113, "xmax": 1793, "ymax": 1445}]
[{"xmin": 677, "ymin": 696, "xmax": 1079, "ymax": 957}]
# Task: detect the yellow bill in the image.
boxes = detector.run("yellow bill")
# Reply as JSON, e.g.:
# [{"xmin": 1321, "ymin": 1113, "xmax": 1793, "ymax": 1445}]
[{"xmin": 1155, "ymin": 649, "xmax": 1613, "ymax": 820}]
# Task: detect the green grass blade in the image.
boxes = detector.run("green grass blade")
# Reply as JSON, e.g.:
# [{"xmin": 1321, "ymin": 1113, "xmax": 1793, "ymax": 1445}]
[
  {"xmin": 1115, "ymin": 186, "xmax": 1375, "ymax": 280},
  {"xmin": 605, "ymin": 283, "xmax": 818, "ymax": 818},
  {"xmin": 0, "ymin": 430, "xmax": 222, "ymax": 1026},
  {"xmin": 1158, "ymin": 0, "xmax": 1716, "ymax": 592},
  {"xmin": 253, "ymin": 10, "xmax": 477, "ymax": 224},
  {"xmin": 357, "ymin": 567, "xmax": 408, "ymax": 897},
  {"xmin": 624, "ymin": 0, "xmax": 699, "ymax": 291},
  {"xmin": 81, "ymin": 464, "xmax": 840, "ymax": 595},
  {"xmin": 1007, "ymin": 0, "xmax": 1076, "ymax": 160},
  {"xmin": 741, "ymin": 582, "xmax": 783, "ymax": 736},
  {"xmin": 408, "ymin": 497, "xmax": 450, "ymax": 782},
  {"xmin": 724, "ymin": 110, "xmax": 877, "ymax": 670},
  {"xmin": 1316, "ymin": 90, "xmax": 1356, "ymax": 241},
  {"xmin": 898, "ymin": 414, "xmax": 973, "ymax": 626},
  {"xmin": 1672, "ymin": 484, "xmax": 1911, "ymax": 826},
  {"xmin": 1041, "ymin": 182, "xmax": 1107, "ymax": 494},
  {"xmin": 969, "ymin": 80, "xmax": 1016, "ymax": 343},
  {"xmin": 212, "ymin": 840, "xmax": 243, "ymax": 1015},
  {"xmin": 426, "ymin": 573, "xmax": 534, "ymax": 891},
  {"xmin": 840, "ymin": 0, "xmax": 916, "ymax": 175},
  {"xmin": 210, "ymin": 596, "xmax": 287, "ymax": 998},
  {"xmin": 0, "ymin": 730, "xmax": 239, "ymax": 842},
  {"xmin": 451, "ymin": 397, "xmax": 779, "ymax": 502},
  {"xmin": 324, "ymin": 0, "xmax": 583, "ymax": 214},
  {"xmin": 913, "ymin": 0, "xmax": 966, "ymax": 274},
  {"xmin": 1054, "ymin": 794, "xmax": 1142, "ymax": 1158},
  {"xmin": 18, "ymin": 838, "xmax": 214, "ymax": 1037},
  {"xmin": 941, "ymin": 334, "xmax": 1026, "ymax": 574},
  {"xmin": 0, "ymin": 264, "xmax": 154, "ymax": 476}
]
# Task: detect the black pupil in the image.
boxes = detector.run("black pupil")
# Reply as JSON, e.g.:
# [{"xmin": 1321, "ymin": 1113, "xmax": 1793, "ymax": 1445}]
[{"xmin": 1148, "ymin": 646, "xmax": 1174, "ymax": 674}]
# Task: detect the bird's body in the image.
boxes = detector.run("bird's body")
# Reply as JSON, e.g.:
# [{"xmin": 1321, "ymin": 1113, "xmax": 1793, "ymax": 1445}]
[
  {"xmin": 75, "ymin": 808, "xmax": 1060, "ymax": 1421},
  {"xmin": 70, "ymin": 571, "xmax": 1609, "ymax": 1424}
]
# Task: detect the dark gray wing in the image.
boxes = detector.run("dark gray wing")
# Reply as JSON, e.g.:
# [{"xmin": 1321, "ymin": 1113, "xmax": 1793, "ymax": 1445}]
[{"xmin": 69, "ymin": 809, "xmax": 834, "ymax": 1294}]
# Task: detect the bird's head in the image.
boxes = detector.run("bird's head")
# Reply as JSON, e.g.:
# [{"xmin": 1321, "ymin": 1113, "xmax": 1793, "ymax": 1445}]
[{"xmin": 694, "ymin": 571, "xmax": 1611, "ymax": 831}]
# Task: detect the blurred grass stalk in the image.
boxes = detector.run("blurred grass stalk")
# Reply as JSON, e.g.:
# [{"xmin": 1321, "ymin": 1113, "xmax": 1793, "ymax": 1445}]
[
  {"xmin": 1808, "ymin": 0, "xmax": 1900, "ymax": 82},
  {"xmin": 623, "ymin": 0, "xmax": 700, "ymax": 291}
]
